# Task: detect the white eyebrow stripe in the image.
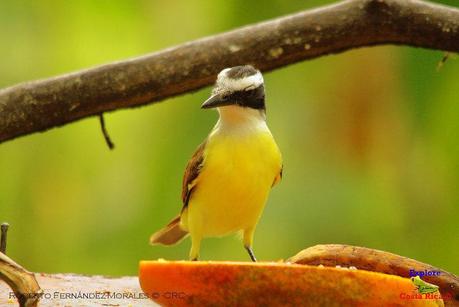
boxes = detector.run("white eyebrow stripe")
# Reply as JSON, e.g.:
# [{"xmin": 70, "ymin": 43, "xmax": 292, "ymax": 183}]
[
  {"xmin": 219, "ymin": 68, "xmax": 231, "ymax": 76},
  {"xmin": 217, "ymin": 72, "xmax": 264, "ymax": 91}
]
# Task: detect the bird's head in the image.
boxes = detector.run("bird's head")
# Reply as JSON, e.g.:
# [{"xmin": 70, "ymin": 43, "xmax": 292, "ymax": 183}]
[{"xmin": 201, "ymin": 65, "xmax": 265, "ymax": 111}]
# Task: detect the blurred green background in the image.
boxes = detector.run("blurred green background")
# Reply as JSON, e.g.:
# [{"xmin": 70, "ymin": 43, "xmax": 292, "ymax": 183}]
[{"xmin": 0, "ymin": 0, "xmax": 458, "ymax": 276}]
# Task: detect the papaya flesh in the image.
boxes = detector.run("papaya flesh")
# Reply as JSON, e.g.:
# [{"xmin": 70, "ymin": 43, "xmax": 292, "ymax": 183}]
[{"xmin": 139, "ymin": 260, "xmax": 444, "ymax": 307}]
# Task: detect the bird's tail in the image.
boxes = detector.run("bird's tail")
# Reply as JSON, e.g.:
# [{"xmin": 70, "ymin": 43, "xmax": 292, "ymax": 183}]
[{"xmin": 149, "ymin": 216, "xmax": 188, "ymax": 245}]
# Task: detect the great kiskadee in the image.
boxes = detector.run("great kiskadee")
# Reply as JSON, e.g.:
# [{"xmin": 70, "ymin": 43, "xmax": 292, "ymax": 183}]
[{"xmin": 150, "ymin": 65, "xmax": 282, "ymax": 261}]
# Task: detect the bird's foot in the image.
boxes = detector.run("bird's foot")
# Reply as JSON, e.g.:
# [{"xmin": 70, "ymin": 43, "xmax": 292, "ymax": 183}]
[{"xmin": 245, "ymin": 246, "xmax": 257, "ymax": 262}]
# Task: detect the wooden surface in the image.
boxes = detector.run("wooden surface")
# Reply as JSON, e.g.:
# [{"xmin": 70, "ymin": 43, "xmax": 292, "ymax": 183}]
[{"xmin": 0, "ymin": 273, "xmax": 157, "ymax": 306}]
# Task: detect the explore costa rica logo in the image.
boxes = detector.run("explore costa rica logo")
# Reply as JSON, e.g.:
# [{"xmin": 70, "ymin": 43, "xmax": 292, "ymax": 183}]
[{"xmin": 399, "ymin": 269, "xmax": 454, "ymax": 301}]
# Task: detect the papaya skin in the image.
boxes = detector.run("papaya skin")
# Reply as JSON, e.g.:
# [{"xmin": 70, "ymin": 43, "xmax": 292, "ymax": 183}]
[
  {"xmin": 139, "ymin": 260, "xmax": 444, "ymax": 307},
  {"xmin": 288, "ymin": 244, "xmax": 459, "ymax": 306}
]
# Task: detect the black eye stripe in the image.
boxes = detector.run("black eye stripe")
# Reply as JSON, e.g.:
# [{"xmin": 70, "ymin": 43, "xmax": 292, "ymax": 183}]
[
  {"xmin": 227, "ymin": 85, "xmax": 265, "ymax": 110},
  {"xmin": 228, "ymin": 87, "xmax": 261, "ymax": 100}
]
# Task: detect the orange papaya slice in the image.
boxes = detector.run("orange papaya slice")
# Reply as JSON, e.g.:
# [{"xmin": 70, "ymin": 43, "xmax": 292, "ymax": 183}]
[{"xmin": 139, "ymin": 260, "xmax": 444, "ymax": 306}]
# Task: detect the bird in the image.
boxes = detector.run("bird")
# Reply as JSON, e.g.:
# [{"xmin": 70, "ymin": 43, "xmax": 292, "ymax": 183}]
[{"xmin": 150, "ymin": 65, "xmax": 283, "ymax": 261}]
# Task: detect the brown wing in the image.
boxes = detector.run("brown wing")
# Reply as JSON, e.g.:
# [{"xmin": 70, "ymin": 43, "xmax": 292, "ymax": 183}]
[{"xmin": 181, "ymin": 140, "xmax": 207, "ymax": 211}]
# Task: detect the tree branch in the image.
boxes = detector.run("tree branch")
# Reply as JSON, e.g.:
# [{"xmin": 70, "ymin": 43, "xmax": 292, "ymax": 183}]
[
  {"xmin": 1, "ymin": 0, "xmax": 458, "ymax": 144},
  {"xmin": 0, "ymin": 252, "xmax": 42, "ymax": 307}
]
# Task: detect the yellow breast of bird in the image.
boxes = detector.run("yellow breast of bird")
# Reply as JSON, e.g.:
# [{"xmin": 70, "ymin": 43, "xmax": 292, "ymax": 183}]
[{"xmin": 186, "ymin": 127, "xmax": 282, "ymax": 237}]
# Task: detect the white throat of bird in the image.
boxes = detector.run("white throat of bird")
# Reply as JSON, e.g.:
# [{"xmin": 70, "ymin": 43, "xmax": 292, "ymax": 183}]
[{"xmin": 215, "ymin": 105, "xmax": 268, "ymax": 134}]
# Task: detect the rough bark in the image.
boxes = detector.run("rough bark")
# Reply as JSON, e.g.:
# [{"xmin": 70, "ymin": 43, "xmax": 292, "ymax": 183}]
[{"xmin": 1, "ymin": 0, "xmax": 459, "ymax": 144}]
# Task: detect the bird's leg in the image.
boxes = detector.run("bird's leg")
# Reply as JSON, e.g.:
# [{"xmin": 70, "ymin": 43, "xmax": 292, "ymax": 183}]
[
  {"xmin": 189, "ymin": 233, "xmax": 202, "ymax": 261},
  {"xmin": 243, "ymin": 227, "xmax": 257, "ymax": 262},
  {"xmin": 245, "ymin": 246, "xmax": 257, "ymax": 262}
]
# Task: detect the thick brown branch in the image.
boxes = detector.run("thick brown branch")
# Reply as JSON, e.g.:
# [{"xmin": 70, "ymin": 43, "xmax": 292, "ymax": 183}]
[{"xmin": 1, "ymin": 0, "xmax": 459, "ymax": 143}]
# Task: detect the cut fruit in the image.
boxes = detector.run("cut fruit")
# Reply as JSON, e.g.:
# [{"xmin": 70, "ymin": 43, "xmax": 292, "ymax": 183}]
[{"xmin": 139, "ymin": 260, "xmax": 444, "ymax": 307}]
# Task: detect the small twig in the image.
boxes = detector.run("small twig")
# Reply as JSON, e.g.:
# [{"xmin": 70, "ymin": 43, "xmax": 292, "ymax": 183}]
[
  {"xmin": 99, "ymin": 114, "xmax": 115, "ymax": 150},
  {"xmin": 0, "ymin": 223, "xmax": 8, "ymax": 254},
  {"xmin": 437, "ymin": 52, "xmax": 451, "ymax": 71}
]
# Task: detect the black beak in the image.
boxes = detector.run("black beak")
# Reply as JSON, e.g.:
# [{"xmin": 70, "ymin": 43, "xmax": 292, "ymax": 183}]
[{"xmin": 201, "ymin": 94, "xmax": 233, "ymax": 109}]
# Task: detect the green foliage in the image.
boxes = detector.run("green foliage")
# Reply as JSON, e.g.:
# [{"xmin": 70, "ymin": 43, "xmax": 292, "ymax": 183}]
[{"xmin": 0, "ymin": 0, "xmax": 458, "ymax": 276}]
